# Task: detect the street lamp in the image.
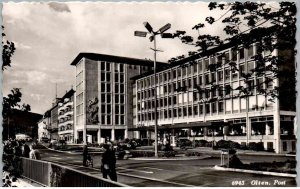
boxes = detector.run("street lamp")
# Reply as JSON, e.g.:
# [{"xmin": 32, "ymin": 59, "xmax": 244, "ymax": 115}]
[{"xmin": 135, "ymin": 22, "xmax": 173, "ymax": 157}]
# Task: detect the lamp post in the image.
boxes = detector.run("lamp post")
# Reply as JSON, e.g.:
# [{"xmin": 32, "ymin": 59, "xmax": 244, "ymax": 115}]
[{"xmin": 135, "ymin": 22, "xmax": 173, "ymax": 157}]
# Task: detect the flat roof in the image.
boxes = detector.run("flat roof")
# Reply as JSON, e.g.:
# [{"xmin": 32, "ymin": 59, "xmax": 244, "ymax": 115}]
[{"xmin": 70, "ymin": 52, "xmax": 169, "ymax": 67}]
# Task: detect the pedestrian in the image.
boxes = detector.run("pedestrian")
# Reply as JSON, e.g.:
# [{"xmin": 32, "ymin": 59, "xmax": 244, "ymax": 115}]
[
  {"xmin": 83, "ymin": 145, "xmax": 88, "ymax": 166},
  {"xmin": 23, "ymin": 143, "xmax": 30, "ymax": 158},
  {"xmin": 29, "ymin": 144, "xmax": 41, "ymax": 160},
  {"xmin": 101, "ymin": 144, "xmax": 117, "ymax": 181}
]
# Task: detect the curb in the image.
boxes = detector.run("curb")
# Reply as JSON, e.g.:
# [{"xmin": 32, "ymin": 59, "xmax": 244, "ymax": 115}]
[
  {"xmin": 213, "ymin": 165, "xmax": 296, "ymax": 178},
  {"xmin": 40, "ymin": 144, "xmax": 103, "ymax": 155},
  {"xmin": 129, "ymin": 155, "xmax": 211, "ymax": 161}
]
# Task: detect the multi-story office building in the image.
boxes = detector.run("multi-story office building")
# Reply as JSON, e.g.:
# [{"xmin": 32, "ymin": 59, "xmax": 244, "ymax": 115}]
[
  {"xmin": 133, "ymin": 43, "xmax": 296, "ymax": 154},
  {"xmin": 70, "ymin": 53, "xmax": 167, "ymax": 144},
  {"xmin": 58, "ymin": 89, "xmax": 75, "ymax": 143}
]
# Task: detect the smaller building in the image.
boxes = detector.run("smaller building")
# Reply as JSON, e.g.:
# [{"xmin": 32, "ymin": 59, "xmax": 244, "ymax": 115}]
[
  {"xmin": 58, "ymin": 89, "xmax": 75, "ymax": 143},
  {"xmin": 38, "ymin": 110, "xmax": 51, "ymax": 141}
]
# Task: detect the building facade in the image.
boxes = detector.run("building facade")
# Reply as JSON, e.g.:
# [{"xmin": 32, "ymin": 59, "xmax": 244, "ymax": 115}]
[
  {"xmin": 58, "ymin": 89, "xmax": 75, "ymax": 143},
  {"xmin": 133, "ymin": 43, "xmax": 296, "ymax": 154},
  {"xmin": 37, "ymin": 110, "xmax": 51, "ymax": 141},
  {"xmin": 71, "ymin": 53, "xmax": 166, "ymax": 144}
]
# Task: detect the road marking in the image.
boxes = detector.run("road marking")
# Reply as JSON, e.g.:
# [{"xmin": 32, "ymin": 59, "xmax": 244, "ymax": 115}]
[
  {"xmin": 117, "ymin": 167, "xmax": 153, "ymax": 174},
  {"xmin": 142, "ymin": 166, "xmax": 165, "ymax": 171},
  {"xmin": 117, "ymin": 172, "xmax": 196, "ymax": 187}
]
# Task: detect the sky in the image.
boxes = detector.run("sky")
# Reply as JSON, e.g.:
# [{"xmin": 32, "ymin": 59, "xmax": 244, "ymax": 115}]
[{"xmin": 2, "ymin": 2, "xmax": 277, "ymax": 114}]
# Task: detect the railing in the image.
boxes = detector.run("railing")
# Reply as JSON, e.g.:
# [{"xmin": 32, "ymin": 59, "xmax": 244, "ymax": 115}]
[{"xmin": 21, "ymin": 158, "xmax": 127, "ymax": 187}]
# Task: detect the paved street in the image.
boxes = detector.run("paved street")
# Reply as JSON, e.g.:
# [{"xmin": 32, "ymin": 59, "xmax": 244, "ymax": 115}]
[{"xmin": 39, "ymin": 148, "xmax": 296, "ymax": 187}]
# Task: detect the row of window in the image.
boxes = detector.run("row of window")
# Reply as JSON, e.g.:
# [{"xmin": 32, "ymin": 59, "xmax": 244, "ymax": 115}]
[
  {"xmin": 100, "ymin": 115, "xmax": 125, "ymax": 125},
  {"xmin": 100, "ymin": 83, "xmax": 125, "ymax": 93},
  {"xmin": 137, "ymin": 61, "xmax": 268, "ymax": 90},
  {"xmin": 100, "ymin": 104, "xmax": 125, "ymax": 114},
  {"xmin": 137, "ymin": 77, "xmax": 273, "ymax": 101},
  {"xmin": 100, "ymin": 72, "xmax": 125, "ymax": 83},
  {"xmin": 137, "ymin": 98, "xmax": 272, "ymax": 122}
]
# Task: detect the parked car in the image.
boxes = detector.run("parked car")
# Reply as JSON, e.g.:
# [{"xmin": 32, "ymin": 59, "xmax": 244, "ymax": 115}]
[
  {"xmin": 15, "ymin": 134, "xmax": 32, "ymax": 142},
  {"xmin": 40, "ymin": 137, "xmax": 49, "ymax": 143}
]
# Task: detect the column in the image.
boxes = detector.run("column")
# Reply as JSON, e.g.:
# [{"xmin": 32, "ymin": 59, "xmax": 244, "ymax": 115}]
[
  {"xmin": 223, "ymin": 125, "xmax": 229, "ymax": 141},
  {"xmin": 97, "ymin": 129, "xmax": 101, "ymax": 144},
  {"xmin": 246, "ymin": 117, "xmax": 251, "ymax": 145},
  {"xmin": 265, "ymin": 123, "xmax": 271, "ymax": 135},
  {"xmin": 111, "ymin": 128, "xmax": 115, "ymax": 141},
  {"xmin": 124, "ymin": 129, "xmax": 128, "ymax": 139}
]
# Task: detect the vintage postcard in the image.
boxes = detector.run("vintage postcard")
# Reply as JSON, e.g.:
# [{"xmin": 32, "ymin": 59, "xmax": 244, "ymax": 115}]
[{"xmin": 2, "ymin": 1, "xmax": 297, "ymax": 187}]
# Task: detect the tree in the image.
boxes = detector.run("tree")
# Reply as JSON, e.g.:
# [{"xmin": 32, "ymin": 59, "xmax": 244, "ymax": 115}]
[
  {"xmin": 170, "ymin": 2, "xmax": 296, "ymax": 109},
  {"xmin": 3, "ymin": 88, "xmax": 31, "ymax": 139},
  {"xmin": 2, "ymin": 26, "xmax": 16, "ymax": 70}
]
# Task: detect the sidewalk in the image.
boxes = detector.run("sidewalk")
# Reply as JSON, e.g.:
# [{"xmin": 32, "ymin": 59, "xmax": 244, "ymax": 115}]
[{"xmin": 188, "ymin": 147, "xmax": 296, "ymax": 157}]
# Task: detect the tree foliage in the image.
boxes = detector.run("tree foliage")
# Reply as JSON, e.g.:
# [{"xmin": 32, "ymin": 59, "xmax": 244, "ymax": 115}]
[
  {"xmin": 3, "ymin": 88, "xmax": 31, "ymax": 120},
  {"xmin": 2, "ymin": 26, "xmax": 16, "ymax": 70},
  {"xmin": 169, "ymin": 2, "xmax": 296, "ymax": 109}
]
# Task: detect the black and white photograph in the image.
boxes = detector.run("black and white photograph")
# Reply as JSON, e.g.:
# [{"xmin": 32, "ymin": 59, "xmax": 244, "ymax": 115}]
[{"xmin": 1, "ymin": 1, "xmax": 297, "ymax": 187}]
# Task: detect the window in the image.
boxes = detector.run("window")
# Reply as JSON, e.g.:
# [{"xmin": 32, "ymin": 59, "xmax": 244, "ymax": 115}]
[
  {"xmin": 101, "ymin": 115, "xmax": 105, "ymax": 124},
  {"xmin": 120, "ymin": 74, "xmax": 124, "ymax": 83},
  {"xmin": 115, "ymin": 115, "xmax": 119, "ymax": 125},
  {"xmin": 205, "ymin": 74, "xmax": 210, "ymax": 85},
  {"xmin": 115, "ymin": 85, "xmax": 119, "ymax": 93},
  {"xmin": 225, "ymin": 68, "xmax": 230, "ymax": 80},
  {"xmin": 283, "ymin": 141, "xmax": 287, "ymax": 151},
  {"xmin": 247, "ymin": 45, "xmax": 254, "ymax": 58},
  {"xmin": 107, "ymin": 115, "xmax": 111, "ymax": 124},
  {"xmin": 218, "ymin": 71, "xmax": 223, "ymax": 81},
  {"xmin": 173, "ymin": 109, "xmax": 177, "ymax": 117},
  {"xmin": 101, "ymin": 61, "xmax": 105, "ymax": 71},
  {"xmin": 120, "ymin": 64, "xmax": 124, "ymax": 72},
  {"xmin": 212, "ymin": 102, "xmax": 217, "ymax": 113},
  {"xmin": 239, "ymin": 48, "xmax": 245, "ymax": 59},
  {"xmin": 120, "ymin": 95, "xmax": 125, "ymax": 103},
  {"xmin": 203, "ymin": 59, "xmax": 209, "ymax": 71},
  {"xmin": 198, "ymin": 60, "xmax": 203, "ymax": 72},
  {"xmin": 183, "ymin": 107, "xmax": 187, "ymax": 116},
  {"xmin": 120, "ymin": 105, "xmax": 125, "ymax": 114},
  {"xmin": 172, "ymin": 70, "xmax": 177, "ymax": 78},
  {"xmin": 224, "ymin": 52, "xmax": 230, "ymax": 62},
  {"xmin": 115, "ymin": 74, "xmax": 119, "ymax": 82},
  {"xmin": 188, "ymin": 106, "xmax": 192, "ymax": 116},
  {"xmin": 256, "ymin": 78, "xmax": 264, "ymax": 93},
  {"xmin": 101, "ymin": 105, "xmax": 106, "ymax": 113},
  {"xmin": 218, "ymin": 101, "xmax": 224, "ymax": 112},
  {"xmin": 106, "ymin": 83, "xmax": 111, "ymax": 92},
  {"xmin": 239, "ymin": 64, "xmax": 245, "ymax": 76},
  {"xmin": 101, "ymin": 94, "xmax": 105, "ymax": 102},
  {"xmin": 211, "ymin": 73, "xmax": 216, "ymax": 83},
  {"xmin": 193, "ymin": 64, "xmax": 198, "ymax": 73},
  {"xmin": 193, "ymin": 105, "xmax": 198, "ymax": 116},
  {"xmin": 182, "ymin": 67, "xmax": 186, "ymax": 77},
  {"xmin": 205, "ymin": 104, "xmax": 210, "ymax": 114},
  {"xmin": 106, "ymin": 73, "xmax": 111, "ymax": 82},
  {"xmin": 120, "ymin": 84, "xmax": 124, "ymax": 93},
  {"xmin": 107, "ymin": 95, "xmax": 111, "ymax": 103},
  {"xmin": 121, "ymin": 116, "xmax": 125, "ymax": 125},
  {"xmin": 225, "ymin": 85, "xmax": 231, "ymax": 95},
  {"xmin": 101, "ymin": 83, "xmax": 105, "ymax": 92},
  {"xmin": 219, "ymin": 86, "xmax": 224, "ymax": 96},
  {"xmin": 115, "ymin": 105, "xmax": 120, "ymax": 113},
  {"xmin": 106, "ymin": 62, "xmax": 111, "ymax": 71},
  {"xmin": 101, "ymin": 73, "xmax": 105, "ymax": 81},
  {"xmin": 107, "ymin": 105, "xmax": 111, "ymax": 114},
  {"xmin": 232, "ymin": 50, "xmax": 237, "ymax": 61}
]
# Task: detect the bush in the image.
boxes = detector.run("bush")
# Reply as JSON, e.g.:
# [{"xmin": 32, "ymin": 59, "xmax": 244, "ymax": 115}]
[
  {"xmin": 196, "ymin": 140, "xmax": 208, "ymax": 147},
  {"xmin": 248, "ymin": 142, "xmax": 264, "ymax": 151},
  {"xmin": 184, "ymin": 151, "xmax": 202, "ymax": 157},
  {"xmin": 217, "ymin": 140, "xmax": 240, "ymax": 149}
]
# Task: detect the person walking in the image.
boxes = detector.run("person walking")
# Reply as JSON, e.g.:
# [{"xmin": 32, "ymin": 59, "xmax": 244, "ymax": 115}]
[
  {"xmin": 23, "ymin": 143, "xmax": 30, "ymax": 158},
  {"xmin": 101, "ymin": 144, "xmax": 117, "ymax": 181},
  {"xmin": 83, "ymin": 145, "xmax": 88, "ymax": 167},
  {"xmin": 29, "ymin": 144, "xmax": 41, "ymax": 160}
]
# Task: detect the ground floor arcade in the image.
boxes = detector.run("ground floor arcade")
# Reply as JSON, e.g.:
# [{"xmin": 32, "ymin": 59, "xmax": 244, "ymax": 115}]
[
  {"xmin": 74, "ymin": 126, "xmax": 128, "ymax": 144},
  {"xmin": 131, "ymin": 114, "xmax": 296, "ymax": 154}
]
